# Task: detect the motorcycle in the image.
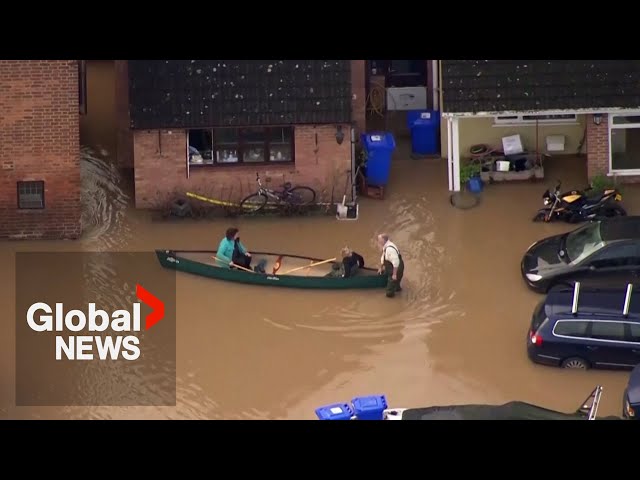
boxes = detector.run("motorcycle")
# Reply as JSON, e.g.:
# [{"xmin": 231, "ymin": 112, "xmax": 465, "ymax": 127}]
[{"xmin": 532, "ymin": 180, "xmax": 626, "ymax": 223}]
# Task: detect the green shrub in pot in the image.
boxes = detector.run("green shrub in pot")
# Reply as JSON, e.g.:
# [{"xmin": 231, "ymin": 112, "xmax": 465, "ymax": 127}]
[{"xmin": 459, "ymin": 162, "xmax": 482, "ymax": 186}]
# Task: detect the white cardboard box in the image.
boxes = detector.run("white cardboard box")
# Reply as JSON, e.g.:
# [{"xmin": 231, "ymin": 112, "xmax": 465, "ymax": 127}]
[{"xmin": 502, "ymin": 134, "xmax": 524, "ymax": 155}]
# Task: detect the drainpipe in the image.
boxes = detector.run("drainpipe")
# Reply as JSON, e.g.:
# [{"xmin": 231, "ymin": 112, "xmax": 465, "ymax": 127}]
[
  {"xmin": 351, "ymin": 125, "xmax": 356, "ymax": 202},
  {"xmin": 432, "ymin": 60, "xmax": 439, "ymax": 111}
]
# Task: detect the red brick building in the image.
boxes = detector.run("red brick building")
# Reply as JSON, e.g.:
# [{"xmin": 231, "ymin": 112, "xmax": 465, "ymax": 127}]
[
  {"xmin": 0, "ymin": 60, "xmax": 81, "ymax": 240},
  {"xmin": 116, "ymin": 60, "xmax": 368, "ymax": 209}
]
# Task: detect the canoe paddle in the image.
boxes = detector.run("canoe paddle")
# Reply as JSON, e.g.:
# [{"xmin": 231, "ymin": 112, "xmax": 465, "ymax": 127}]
[
  {"xmin": 281, "ymin": 258, "xmax": 337, "ymax": 275},
  {"xmin": 211, "ymin": 256, "xmax": 255, "ymax": 274}
]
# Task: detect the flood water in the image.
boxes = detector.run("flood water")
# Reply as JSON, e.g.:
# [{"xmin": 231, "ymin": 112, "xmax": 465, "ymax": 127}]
[{"xmin": 0, "ymin": 61, "xmax": 634, "ymax": 419}]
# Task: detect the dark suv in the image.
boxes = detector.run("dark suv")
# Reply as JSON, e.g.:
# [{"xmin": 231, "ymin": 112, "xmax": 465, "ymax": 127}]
[{"xmin": 527, "ymin": 282, "xmax": 640, "ymax": 370}]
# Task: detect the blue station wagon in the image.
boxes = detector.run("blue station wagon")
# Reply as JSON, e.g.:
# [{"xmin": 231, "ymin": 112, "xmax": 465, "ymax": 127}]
[{"xmin": 527, "ymin": 282, "xmax": 640, "ymax": 370}]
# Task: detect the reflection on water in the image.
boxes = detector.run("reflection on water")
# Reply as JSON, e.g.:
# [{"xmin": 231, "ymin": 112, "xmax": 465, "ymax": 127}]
[{"xmin": 80, "ymin": 147, "xmax": 131, "ymax": 250}]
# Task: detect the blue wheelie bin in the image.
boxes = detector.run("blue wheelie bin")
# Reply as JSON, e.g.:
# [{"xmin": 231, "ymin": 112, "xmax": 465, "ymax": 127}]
[
  {"xmin": 406, "ymin": 110, "xmax": 440, "ymax": 157},
  {"xmin": 361, "ymin": 132, "xmax": 396, "ymax": 187}
]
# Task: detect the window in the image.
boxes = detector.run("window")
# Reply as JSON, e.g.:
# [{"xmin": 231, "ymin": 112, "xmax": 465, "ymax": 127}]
[
  {"xmin": 610, "ymin": 114, "xmax": 640, "ymax": 172},
  {"xmin": 387, "ymin": 60, "xmax": 426, "ymax": 87},
  {"xmin": 188, "ymin": 127, "xmax": 295, "ymax": 166},
  {"xmin": 17, "ymin": 181, "xmax": 45, "ymax": 209},
  {"xmin": 494, "ymin": 113, "xmax": 578, "ymax": 126},
  {"xmin": 629, "ymin": 323, "xmax": 640, "ymax": 343},
  {"xmin": 79, "ymin": 60, "xmax": 87, "ymax": 115},
  {"xmin": 590, "ymin": 321, "xmax": 626, "ymax": 342},
  {"xmin": 553, "ymin": 320, "xmax": 590, "ymax": 338},
  {"xmin": 588, "ymin": 243, "xmax": 640, "ymax": 267}
]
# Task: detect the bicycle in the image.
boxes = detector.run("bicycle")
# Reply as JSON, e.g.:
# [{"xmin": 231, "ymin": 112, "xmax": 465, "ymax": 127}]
[{"xmin": 239, "ymin": 172, "xmax": 317, "ymax": 214}]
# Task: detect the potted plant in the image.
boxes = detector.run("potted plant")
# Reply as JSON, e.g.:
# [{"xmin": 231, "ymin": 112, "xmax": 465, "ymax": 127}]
[
  {"xmin": 459, "ymin": 162, "xmax": 483, "ymax": 193},
  {"xmin": 589, "ymin": 174, "xmax": 620, "ymax": 194}
]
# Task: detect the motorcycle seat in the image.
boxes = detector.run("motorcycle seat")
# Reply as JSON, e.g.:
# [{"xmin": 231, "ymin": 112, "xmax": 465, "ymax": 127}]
[{"xmin": 583, "ymin": 192, "xmax": 606, "ymax": 204}]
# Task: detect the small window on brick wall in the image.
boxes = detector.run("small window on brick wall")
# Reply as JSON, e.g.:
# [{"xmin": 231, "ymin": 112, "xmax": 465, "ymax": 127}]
[
  {"xmin": 188, "ymin": 126, "xmax": 295, "ymax": 166},
  {"xmin": 17, "ymin": 181, "xmax": 45, "ymax": 209}
]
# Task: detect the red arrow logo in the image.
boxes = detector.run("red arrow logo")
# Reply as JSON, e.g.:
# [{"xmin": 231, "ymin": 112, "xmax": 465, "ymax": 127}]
[{"xmin": 136, "ymin": 284, "xmax": 165, "ymax": 330}]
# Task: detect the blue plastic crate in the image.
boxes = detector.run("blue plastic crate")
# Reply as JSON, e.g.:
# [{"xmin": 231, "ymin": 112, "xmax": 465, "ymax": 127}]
[
  {"xmin": 351, "ymin": 395, "xmax": 388, "ymax": 420},
  {"xmin": 315, "ymin": 403, "xmax": 354, "ymax": 420}
]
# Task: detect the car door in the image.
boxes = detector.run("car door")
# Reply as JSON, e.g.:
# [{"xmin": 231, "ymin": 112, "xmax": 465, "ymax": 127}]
[
  {"xmin": 626, "ymin": 323, "xmax": 640, "ymax": 367},
  {"xmin": 575, "ymin": 242, "xmax": 640, "ymax": 288},
  {"xmin": 586, "ymin": 320, "xmax": 636, "ymax": 369}
]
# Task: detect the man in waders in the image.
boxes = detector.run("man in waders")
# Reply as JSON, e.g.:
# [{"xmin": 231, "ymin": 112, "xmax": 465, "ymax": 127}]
[{"xmin": 377, "ymin": 233, "xmax": 404, "ymax": 298}]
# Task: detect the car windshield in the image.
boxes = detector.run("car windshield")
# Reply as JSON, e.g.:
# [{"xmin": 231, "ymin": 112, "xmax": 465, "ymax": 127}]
[{"xmin": 565, "ymin": 222, "xmax": 605, "ymax": 263}]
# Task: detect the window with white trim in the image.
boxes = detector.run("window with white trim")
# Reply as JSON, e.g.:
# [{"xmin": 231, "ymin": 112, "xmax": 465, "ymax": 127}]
[
  {"xmin": 494, "ymin": 113, "xmax": 578, "ymax": 126},
  {"xmin": 610, "ymin": 113, "xmax": 640, "ymax": 172}
]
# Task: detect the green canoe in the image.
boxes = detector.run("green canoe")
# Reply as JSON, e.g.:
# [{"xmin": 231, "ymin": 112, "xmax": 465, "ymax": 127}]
[{"xmin": 155, "ymin": 250, "xmax": 388, "ymax": 289}]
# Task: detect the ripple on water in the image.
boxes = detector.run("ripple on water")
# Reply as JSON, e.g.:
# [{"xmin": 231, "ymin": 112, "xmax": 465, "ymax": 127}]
[{"xmin": 80, "ymin": 146, "xmax": 132, "ymax": 250}]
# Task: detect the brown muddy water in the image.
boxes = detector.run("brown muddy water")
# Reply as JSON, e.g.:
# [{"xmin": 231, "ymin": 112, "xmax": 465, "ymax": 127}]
[{"xmin": 0, "ymin": 62, "xmax": 635, "ymax": 419}]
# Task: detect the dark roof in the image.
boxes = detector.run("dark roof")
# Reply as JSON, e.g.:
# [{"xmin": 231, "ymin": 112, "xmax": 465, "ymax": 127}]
[
  {"xmin": 128, "ymin": 60, "xmax": 352, "ymax": 129},
  {"xmin": 600, "ymin": 216, "xmax": 640, "ymax": 242},
  {"xmin": 442, "ymin": 60, "xmax": 640, "ymax": 113},
  {"xmin": 545, "ymin": 283, "xmax": 640, "ymax": 319}
]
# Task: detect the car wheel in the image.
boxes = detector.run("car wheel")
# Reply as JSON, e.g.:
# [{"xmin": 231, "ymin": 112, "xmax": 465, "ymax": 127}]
[{"xmin": 561, "ymin": 357, "xmax": 590, "ymax": 370}]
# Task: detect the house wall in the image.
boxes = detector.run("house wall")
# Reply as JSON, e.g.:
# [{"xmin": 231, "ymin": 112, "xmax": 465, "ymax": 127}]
[
  {"xmin": 351, "ymin": 60, "xmax": 366, "ymax": 136},
  {"xmin": 585, "ymin": 113, "xmax": 640, "ymax": 183},
  {"xmin": 115, "ymin": 60, "xmax": 133, "ymax": 169},
  {"xmin": 133, "ymin": 124, "xmax": 352, "ymax": 209},
  {"xmin": 585, "ymin": 114, "xmax": 609, "ymax": 178},
  {"xmin": 440, "ymin": 115, "xmax": 587, "ymax": 159},
  {"xmin": 0, "ymin": 60, "xmax": 81, "ymax": 240},
  {"xmin": 79, "ymin": 60, "xmax": 116, "ymax": 155}
]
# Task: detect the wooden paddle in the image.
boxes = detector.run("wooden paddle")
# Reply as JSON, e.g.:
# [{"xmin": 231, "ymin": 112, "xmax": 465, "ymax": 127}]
[
  {"xmin": 211, "ymin": 256, "xmax": 255, "ymax": 274},
  {"xmin": 281, "ymin": 258, "xmax": 337, "ymax": 275}
]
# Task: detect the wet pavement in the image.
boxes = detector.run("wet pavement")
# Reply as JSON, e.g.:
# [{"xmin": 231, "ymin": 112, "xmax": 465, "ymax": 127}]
[{"xmin": 0, "ymin": 62, "xmax": 636, "ymax": 419}]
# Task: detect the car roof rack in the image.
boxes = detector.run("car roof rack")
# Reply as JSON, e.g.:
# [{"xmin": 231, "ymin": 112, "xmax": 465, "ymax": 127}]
[
  {"xmin": 571, "ymin": 282, "xmax": 580, "ymax": 316},
  {"xmin": 623, "ymin": 283, "xmax": 633, "ymax": 318}
]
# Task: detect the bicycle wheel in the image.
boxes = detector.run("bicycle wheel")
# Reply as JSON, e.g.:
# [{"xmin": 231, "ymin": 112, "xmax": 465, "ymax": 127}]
[
  {"xmin": 239, "ymin": 193, "xmax": 268, "ymax": 213},
  {"xmin": 287, "ymin": 186, "xmax": 316, "ymax": 206}
]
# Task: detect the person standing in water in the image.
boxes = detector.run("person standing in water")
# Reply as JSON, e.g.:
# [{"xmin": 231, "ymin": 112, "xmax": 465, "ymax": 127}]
[{"xmin": 377, "ymin": 233, "xmax": 404, "ymax": 298}]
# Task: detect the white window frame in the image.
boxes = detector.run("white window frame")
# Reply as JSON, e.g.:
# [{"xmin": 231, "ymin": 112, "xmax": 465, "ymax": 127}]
[
  {"xmin": 493, "ymin": 113, "xmax": 579, "ymax": 127},
  {"xmin": 609, "ymin": 112, "xmax": 640, "ymax": 176}
]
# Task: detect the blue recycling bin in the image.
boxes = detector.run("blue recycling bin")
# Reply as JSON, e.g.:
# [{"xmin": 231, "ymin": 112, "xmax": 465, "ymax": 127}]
[
  {"xmin": 361, "ymin": 132, "xmax": 396, "ymax": 187},
  {"xmin": 315, "ymin": 403, "xmax": 354, "ymax": 420},
  {"xmin": 406, "ymin": 110, "xmax": 440, "ymax": 156},
  {"xmin": 351, "ymin": 395, "xmax": 388, "ymax": 420}
]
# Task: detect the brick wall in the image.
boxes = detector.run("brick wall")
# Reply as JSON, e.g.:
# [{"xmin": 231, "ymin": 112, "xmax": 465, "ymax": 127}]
[
  {"xmin": 586, "ymin": 113, "xmax": 609, "ymax": 178},
  {"xmin": 0, "ymin": 60, "xmax": 81, "ymax": 240},
  {"xmin": 133, "ymin": 125, "xmax": 352, "ymax": 209}
]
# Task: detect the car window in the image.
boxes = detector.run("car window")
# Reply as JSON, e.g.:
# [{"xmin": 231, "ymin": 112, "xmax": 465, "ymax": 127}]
[
  {"xmin": 629, "ymin": 323, "xmax": 640, "ymax": 343},
  {"xmin": 590, "ymin": 321, "xmax": 626, "ymax": 342},
  {"xmin": 588, "ymin": 243, "xmax": 640, "ymax": 268},
  {"xmin": 553, "ymin": 320, "xmax": 590, "ymax": 338}
]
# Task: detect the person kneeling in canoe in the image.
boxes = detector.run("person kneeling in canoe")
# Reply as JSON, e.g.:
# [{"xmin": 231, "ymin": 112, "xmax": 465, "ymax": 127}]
[
  {"xmin": 327, "ymin": 247, "xmax": 365, "ymax": 278},
  {"xmin": 217, "ymin": 227, "xmax": 253, "ymax": 270}
]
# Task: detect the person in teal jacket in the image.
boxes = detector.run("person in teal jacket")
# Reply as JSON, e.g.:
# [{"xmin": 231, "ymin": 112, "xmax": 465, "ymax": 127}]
[{"xmin": 217, "ymin": 227, "xmax": 252, "ymax": 269}]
